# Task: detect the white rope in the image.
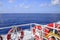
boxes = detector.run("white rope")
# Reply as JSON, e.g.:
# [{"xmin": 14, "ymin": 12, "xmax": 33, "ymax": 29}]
[{"xmin": 45, "ymin": 25, "xmax": 60, "ymax": 30}]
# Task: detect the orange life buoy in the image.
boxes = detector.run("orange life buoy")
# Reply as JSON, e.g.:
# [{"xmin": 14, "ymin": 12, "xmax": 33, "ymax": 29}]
[
  {"xmin": 0, "ymin": 35, "xmax": 3, "ymax": 40},
  {"xmin": 7, "ymin": 27, "xmax": 24, "ymax": 40},
  {"xmin": 32, "ymin": 25, "xmax": 43, "ymax": 40}
]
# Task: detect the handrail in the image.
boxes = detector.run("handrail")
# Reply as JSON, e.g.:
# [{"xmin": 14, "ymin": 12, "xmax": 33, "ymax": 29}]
[{"xmin": 0, "ymin": 23, "xmax": 36, "ymax": 29}]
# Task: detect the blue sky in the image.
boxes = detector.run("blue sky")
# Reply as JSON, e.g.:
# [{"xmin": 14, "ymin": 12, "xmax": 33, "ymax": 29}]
[{"xmin": 0, "ymin": 0, "xmax": 60, "ymax": 13}]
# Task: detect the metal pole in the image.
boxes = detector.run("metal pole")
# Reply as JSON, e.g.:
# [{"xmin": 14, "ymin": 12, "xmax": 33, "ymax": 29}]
[{"xmin": 53, "ymin": 23, "xmax": 55, "ymax": 33}]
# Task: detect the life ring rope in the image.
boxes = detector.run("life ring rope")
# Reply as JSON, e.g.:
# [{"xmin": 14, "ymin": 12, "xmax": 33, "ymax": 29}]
[
  {"xmin": 32, "ymin": 25, "xmax": 42, "ymax": 40},
  {"xmin": 7, "ymin": 27, "xmax": 24, "ymax": 40}
]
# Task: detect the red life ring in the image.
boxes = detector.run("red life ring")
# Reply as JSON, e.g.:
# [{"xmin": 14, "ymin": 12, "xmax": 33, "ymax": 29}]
[
  {"xmin": 44, "ymin": 28, "xmax": 50, "ymax": 36},
  {"xmin": 56, "ymin": 24, "xmax": 60, "ymax": 32},
  {"xmin": 0, "ymin": 35, "xmax": 3, "ymax": 40},
  {"xmin": 7, "ymin": 27, "xmax": 24, "ymax": 40},
  {"xmin": 32, "ymin": 25, "xmax": 43, "ymax": 40}
]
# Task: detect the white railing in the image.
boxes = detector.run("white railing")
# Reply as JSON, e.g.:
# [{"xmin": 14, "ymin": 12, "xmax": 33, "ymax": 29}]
[
  {"xmin": 0, "ymin": 23, "xmax": 60, "ymax": 40},
  {"xmin": 0, "ymin": 23, "xmax": 36, "ymax": 30}
]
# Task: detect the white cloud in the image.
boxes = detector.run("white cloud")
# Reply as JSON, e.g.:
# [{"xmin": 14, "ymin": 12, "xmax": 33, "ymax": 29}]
[
  {"xmin": 0, "ymin": 1, "xmax": 3, "ymax": 7},
  {"xmin": 39, "ymin": 3, "xmax": 47, "ymax": 7},
  {"xmin": 8, "ymin": 0, "xmax": 14, "ymax": 3},
  {"xmin": 39, "ymin": 0, "xmax": 60, "ymax": 7},
  {"xmin": 39, "ymin": 3, "xmax": 51, "ymax": 7},
  {"xmin": 19, "ymin": 3, "xmax": 24, "ymax": 7},
  {"xmin": 23, "ymin": 6, "xmax": 30, "ymax": 9},
  {"xmin": 15, "ymin": 3, "xmax": 30, "ymax": 9},
  {"xmin": 51, "ymin": 0, "xmax": 60, "ymax": 5}
]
